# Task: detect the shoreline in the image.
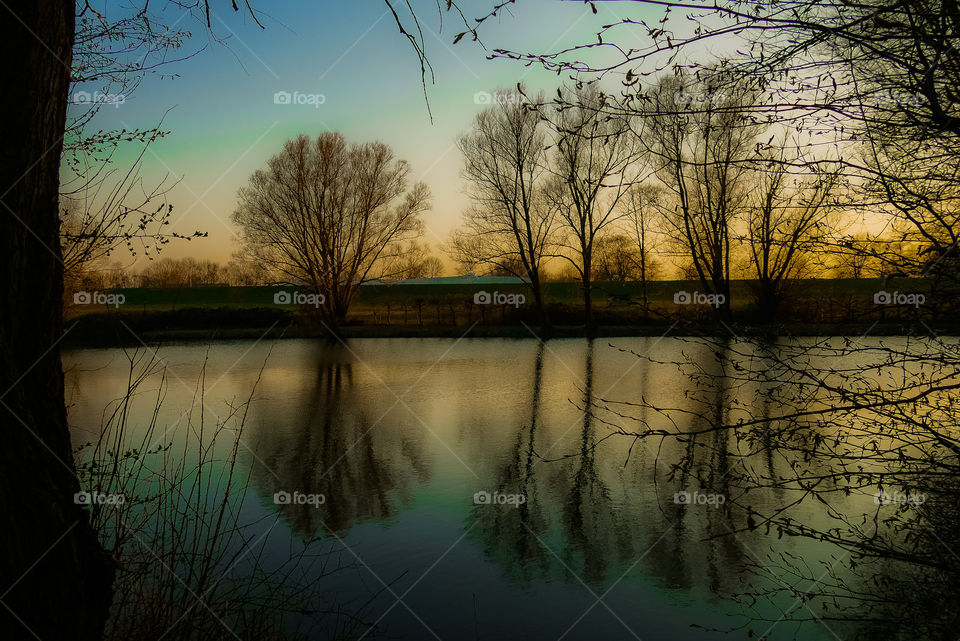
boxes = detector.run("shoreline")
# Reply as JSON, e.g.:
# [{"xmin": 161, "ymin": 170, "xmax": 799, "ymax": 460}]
[{"xmin": 61, "ymin": 312, "xmax": 960, "ymax": 348}]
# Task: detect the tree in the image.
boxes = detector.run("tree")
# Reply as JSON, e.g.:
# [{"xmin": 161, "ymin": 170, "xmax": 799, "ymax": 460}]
[
  {"xmin": 390, "ymin": 241, "xmax": 444, "ymax": 279},
  {"xmin": 62, "ymin": 4, "xmax": 203, "ymax": 293},
  {"xmin": 138, "ymin": 256, "xmax": 224, "ymax": 287},
  {"xmin": 224, "ymin": 254, "xmax": 272, "ymax": 286},
  {"xmin": 1, "ymin": 3, "xmax": 114, "ymax": 639},
  {"xmin": 548, "ymin": 83, "xmax": 639, "ymax": 332},
  {"xmin": 635, "ymin": 70, "xmax": 762, "ymax": 319},
  {"xmin": 593, "ymin": 234, "xmax": 645, "ymax": 283},
  {"xmin": 495, "ymin": 0, "xmax": 960, "ymax": 300},
  {"xmin": 744, "ymin": 152, "xmax": 840, "ymax": 318},
  {"xmin": 621, "ymin": 183, "xmax": 663, "ymax": 306},
  {"xmin": 5, "ymin": 1, "xmax": 477, "ymax": 636},
  {"xmin": 831, "ymin": 234, "xmax": 888, "ymax": 279},
  {"xmin": 488, "ymin": 4, "xmax": 960, "ymax": 634},
  {"xmin": 233, "ymin": 133, "xmax": 429, "ymax": 325},
  {"xmin": 450, "ymin": 87, "xmax": 555, "ymax": 328}
]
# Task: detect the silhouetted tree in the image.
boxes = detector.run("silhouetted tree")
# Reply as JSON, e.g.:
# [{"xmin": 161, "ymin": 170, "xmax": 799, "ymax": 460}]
[
  {"xmin": 1, "ymin": 3, "xmax": 114, "ymax": 639},
  {"xmin": 547, "ymin": 83, "xmax": 639, "ymax": 332},
  {"xmin": 233, "ymin": 133, "xmax": 430, "ymax": 325},
  {"xmin": 451, "ymin": 87, "xmax": 555, "ymax": 328}
]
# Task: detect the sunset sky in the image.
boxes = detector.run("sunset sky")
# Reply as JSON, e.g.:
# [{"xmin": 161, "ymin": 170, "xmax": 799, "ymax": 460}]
[{"xmin": 70, "ymin": 0, "xmax": 677, "ymax": 268}]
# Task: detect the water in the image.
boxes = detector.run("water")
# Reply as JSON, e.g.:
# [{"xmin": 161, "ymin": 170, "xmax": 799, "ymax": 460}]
[{"xmin": 64, "ymin": 337, "xmax": 873, "ymax": 640}]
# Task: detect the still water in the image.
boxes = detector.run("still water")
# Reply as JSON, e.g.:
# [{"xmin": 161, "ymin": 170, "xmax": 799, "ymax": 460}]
[{"xmin": 64, "ymin": 337, "xmax": 865, "ymax": 640}]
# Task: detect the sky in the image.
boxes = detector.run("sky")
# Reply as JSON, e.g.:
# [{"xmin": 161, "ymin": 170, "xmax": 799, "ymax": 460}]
[{"xmin": 67, "ymin": 0, "xmax": 680, "ymax": 268}]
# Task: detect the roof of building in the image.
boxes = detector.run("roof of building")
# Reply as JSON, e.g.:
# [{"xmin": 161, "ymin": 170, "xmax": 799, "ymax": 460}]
[{"xmin": 365, "ymin": 273, "xmax": 530, "ymax": 286}]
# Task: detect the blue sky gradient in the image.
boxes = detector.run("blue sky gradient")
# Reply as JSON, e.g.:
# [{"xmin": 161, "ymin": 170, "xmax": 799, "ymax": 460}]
[{"xmin": 70, "ymin": 0, "xmax": 668, "ymax": 264}]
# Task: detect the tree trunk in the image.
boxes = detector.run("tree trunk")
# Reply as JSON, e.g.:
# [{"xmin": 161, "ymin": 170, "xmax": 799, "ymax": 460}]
[
  {"xmin": 1, "ymin": 2, "xmax": 114, "ymax": 639},
  {"xmin": 582, "ymin": 252, "xmax": 595, "ymax": 335},
  {"xmin": 582, "ymin": 276, "xmax": 595, "ymax": 335},
  {"xmin": 530, "ymin": 280, "xmax": 552, "ymax": 337},
  {"xmin": 755, "ymin": 281, "xmax": 781, "ymax": 322}
]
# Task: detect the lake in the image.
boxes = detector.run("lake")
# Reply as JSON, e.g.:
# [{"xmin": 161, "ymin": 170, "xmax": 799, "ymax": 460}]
[{"xmin": 63, "ymin": 337, "xmax": 900, "ymax": 640}]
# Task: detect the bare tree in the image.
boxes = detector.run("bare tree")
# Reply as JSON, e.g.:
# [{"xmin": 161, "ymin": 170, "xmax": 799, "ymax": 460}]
[
  {"xmin": 233, "ymin": 133, "xmax": 429, "ymax": 325},
  {"xmin": 636, "ymin": 70, "xmax": 762, "ymax": 319},
  {"xmin": 487, "ymin": 5, "xmax": 960, "ymax": 635},
  {"xmin": 547, "ymin": 83, "xmax": 639, "ymax": 332},
  {"xmin": 1, "ymin": 4, "xmax": 115, "ymax": 639},
  {"xmin": 744, "ymin": 152, "xmax": 840, "ymax": 318},
  {"xmin": 621, "ymin": 183, "xmax": 663, "ymax": 306},
  {"xmin": 4, "ymin": 0, "xmax": 488, "ymax": 638},
  {"xmin": 62, "ymin": 4, "xmax": 202, "ymax": 288},
  {"xmin": 224, "ymin": 254, "xmax": 272, "ymax": 286},
  {"xmin": 494, "ymin": 0, "xmax": 960, "ymax": 297},
  {"xmin": 450, "ymin": 87, "xmax": 554, "ymax": 327},
  {"xmin": 830, "ymin": 234, "xmax": 890, "ymax": 279},
  {"xmin": 389, "ymin": 241, "xmax": 444, "ymax": 279},
  {"xmin": 593, "ymin": 234, "xmax": 646, "ymax": 283},
  {"xmin": 138, "ymin": 257, "xmax": 225, "ymax": 287}
]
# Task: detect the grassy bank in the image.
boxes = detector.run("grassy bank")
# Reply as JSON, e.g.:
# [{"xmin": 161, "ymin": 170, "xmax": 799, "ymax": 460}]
[{"xmin": 59, "ymin": 277, "xmax": 959, "ymax": 346}]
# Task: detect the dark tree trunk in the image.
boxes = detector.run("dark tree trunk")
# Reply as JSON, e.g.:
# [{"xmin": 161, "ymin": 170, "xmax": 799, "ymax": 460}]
[
  {"xmin": 530, "ymin": 281, "xmax": 552, "ymax": 337},
  {"xmin": 755, "ymin": 281, "xmax": 781, "ymax": 322},
  {"xmin": 1, "ymin": 3, "xmax": 114, "ymax": 639},
  {"xmin": 582, "ymin": 247, "xmax": 595, "ymax": 335},
  {"xmin": 582, "ymin": 274, "xmax": 595, "ymax": 336}
]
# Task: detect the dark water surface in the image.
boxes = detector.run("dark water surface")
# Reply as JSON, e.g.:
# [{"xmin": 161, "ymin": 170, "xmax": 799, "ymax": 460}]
[{"xmin": 65, "ymin": 338, "xmax": 867, "ymax": 640}]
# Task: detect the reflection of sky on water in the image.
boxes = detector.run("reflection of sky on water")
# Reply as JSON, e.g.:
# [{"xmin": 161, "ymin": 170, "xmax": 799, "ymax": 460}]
[{"xmin": 65, "ymin": 337, "xmax": 882, "ymax": 640}]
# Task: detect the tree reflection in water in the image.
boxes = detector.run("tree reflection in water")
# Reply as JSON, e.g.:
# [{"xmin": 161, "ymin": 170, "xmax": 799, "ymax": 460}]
[
  {"xmin": 247, "ymin": 342, "xmax": 426, "ymax": 539},
  {"xmin": 590, "ymin": 336, "xmax": 960, "ymax": 640},
  {"xmin": 234, "ymin": 336, "xmax": 960, "ymax": 639}
]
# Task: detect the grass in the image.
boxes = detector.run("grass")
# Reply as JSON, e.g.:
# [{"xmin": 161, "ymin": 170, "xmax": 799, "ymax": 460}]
[{"xmin": 73, "ymin": 347, "xmax": 372, "ymax": 640}]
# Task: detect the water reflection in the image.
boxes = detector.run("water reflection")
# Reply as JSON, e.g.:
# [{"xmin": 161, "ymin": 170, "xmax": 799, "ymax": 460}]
[
  {"xmin": 63, "ymin": 336, "xmax": 959, "ymax": 640},
  {"xmin": 247, "ymin": 342, "xmax": 425, "ymax": 539},
  {"xmin": 468, "ymin": 342, "xmax": 550, "ymax": 583}
]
